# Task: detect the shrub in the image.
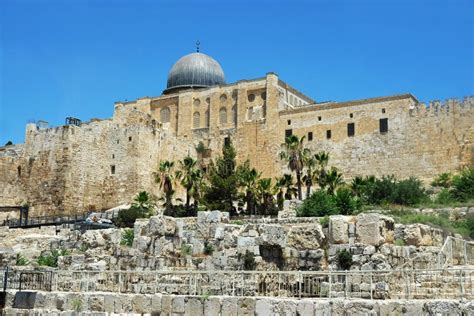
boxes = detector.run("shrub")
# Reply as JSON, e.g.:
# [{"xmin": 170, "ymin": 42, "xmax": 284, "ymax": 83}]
[
  {"xmin": 37, "ymin": 249, "xmax": 70, "ymax": 267},
  {"xmin": 16, "ymin": 254, "xmax": 29, "ymax": 266},
  {"xmin": 391, "ymin": 177, "xmax": 427, "ymax": 206},
  {"xmin": 394, "ymin": 239, "xmax": 405, "ymax": 246},
  {"xmin": 115, "ymin": 206, "xmax": 147, "ymax": 228},
  {"xmin": 337, "ymin": 249, "xmax": 352, "ymax": 270},
  {"xmin": 120, "ymin": 228, "xmax": 134, "ymax": 247},
  {"xmin": 364, "ymin": 175, "xmax": 396, "ymax": 205},
  {"xmin": 435, "ymin": 188, "xmax": 456, "ymax": 205},
  {"xmin": 431, "ymin": 172, "xmax": 452, "ymax": 188},
  {"xmin": 297, "ymin": 190, "xmax": 337, "ymax": 217},
  {"xmin": 204, "ymin": 242, "xmax": 214, "ymax": 255},
  {"xmin": 334, "ymin": 187, "xmax": 357, "ymax": 215},
  {"xmin": 450, "ymin": 168, "xmax": 474, "ymax": 202},
  {"xmin": 71, "ymin": 298, "xmax": 83, "ymax": 312},
  {"xmin": 319, "ymin": 215, "xmax": 329, "ymax": 228},
  {"xmin": 180, "ymin": 244, "xmax": 192, "ymax": 256},
  {"xmin": 242, "ymin": 250, "xmax": 256, "ymax": 270}
]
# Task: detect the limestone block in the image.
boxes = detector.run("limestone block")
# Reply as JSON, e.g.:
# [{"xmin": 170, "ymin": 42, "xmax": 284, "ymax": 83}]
[
  {"xmin": 329, "ymin": 215, "xmax": 350, "ymax": 244},
  {"xmin": 221, "ymin": 297, "xmax": 239, "ymax": 316},
  {"xmin": 255, "ymin": 299, "xmax": 275, "ymax": 316},
  {"xmin": 133, "ymin": 219, "xmax": 149, "ymax": 237},
  {"xmin": 363, "ymin": 245, "xmax": 376, "ymax": 255},
  {"xmin": 424, "ymin": 300, "xmax": 460, "ymax": 315},
  {"xmin": 237, "ymin": 236, "xmax": 256, "ymax": 247},
  {"xmin": 172, "ymin": 296, "xmax": 185, "ymax": 313},
  {"xmin": 88, "ymin": 296, "xmax": 104, "ymax": 312},
  {"xmin": 185, "ymin": 297, "xmax": 203, "ymax": 316},
  {"xmin": 148, "ymin": 215, "xmax": 177, "ymax": 236},
  {"xmin": 204, "ymin": 297, "xmax": 221, "ymax": 316},
  {"xmin": 214, "ymin": 226, "xmax": 225, "ymax": 240},
  {"xmin": 356, "ymin": 213, "xmax": 394, "ymax": 246},
  {"xmin": 86, "ymin": 259, "xmax": 107, "ymax": 271},
  {"xmin": 296, "ymin": 299, "xmax": 314, "ymax": 316},
  {"xmin": 82, "ymin": 230, "xmax": 106, "ymax": 248},
  {"xmin": 133, "ymin": 236, "xmax": 151, "ymax": 253},
  {"xmin": 258, "ymin": 224, "xmax": 286, "ymax": 247},
  {"xmin": 132, "ymin": 294, "xmax": 151, "ymax": 314},
  {"xmin": 287, "ymin": 224, "xmax": 325, "ymax": 250}
]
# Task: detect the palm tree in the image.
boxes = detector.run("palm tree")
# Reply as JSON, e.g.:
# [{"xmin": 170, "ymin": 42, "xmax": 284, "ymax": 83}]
[
  {"xmin": 275, "ymin": 174, "xmax": 296, "ymax": 210},
  {"xmin": 256, "ymin": 178, "xmax": 277, "ymax": 215},
  {"xmin": 325, "ymin": 167, "xmax": 344, "ymax": 195},
  {"xmin": 314, "ymin": 151, "xmax": 330, "ymax": 189},
  {"xmin": 132, "ymin": 191, "xmax": 155, "ymax": 216},
  {"xmin": 155, "ymin": 160, "xmax": 175, "ymax": 212},
  {"xmin": 303, "ymin": 156, "xmax": 317, "ymax": 199},
  {"xmin": 237, "ymin": 161, "xmax": 261, "ymax": 215},
  {"xmin": 350, "ymin": 176, "xmax": 366, "ymax": 198},
  {"xmin": 279, "ymin": 135, "xmax": 310, "ymax": 200},
  {"xmin": 175, "ymin": 156, "xmax": 203, "ymax": 212}
]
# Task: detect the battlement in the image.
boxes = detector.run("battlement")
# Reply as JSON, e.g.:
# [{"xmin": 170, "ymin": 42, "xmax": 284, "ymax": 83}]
[{"xmin": 412, "ymin": 96, "xmax": 474, "ymax": 116}]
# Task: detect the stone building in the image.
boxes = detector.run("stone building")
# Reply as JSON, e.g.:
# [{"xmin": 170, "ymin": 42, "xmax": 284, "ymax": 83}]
[{"xmin": 0, "ymin": 51, "xmax": 473, "ymax": 215}]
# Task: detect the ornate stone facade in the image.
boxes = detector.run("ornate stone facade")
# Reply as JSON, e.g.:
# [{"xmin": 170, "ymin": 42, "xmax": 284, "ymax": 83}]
[{"xmin": 0, "ymin": 56, "xmax": 473, "ymax": 215}]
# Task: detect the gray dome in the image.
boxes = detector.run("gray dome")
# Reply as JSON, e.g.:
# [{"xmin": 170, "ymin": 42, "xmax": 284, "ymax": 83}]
[{"xmin": 164, "ymin": 52, "xmax": 225, "ymax": 94}]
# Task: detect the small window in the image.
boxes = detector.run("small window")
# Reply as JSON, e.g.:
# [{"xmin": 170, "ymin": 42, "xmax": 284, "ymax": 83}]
[
  {"xmin": 349, "ymin": 113, "xmax": 353, "ymax": 118},
  {"xmin": 285, "ymin": 129, "xmax": 293, "ymax": 139},
  {"xmin": 326, "ymin": 130, "xmax": 331, "ymax": 139},
  {"xmin": 193, "ymin": 112, "xmax": 201, "ymax": 129},
  {"xmin": 348, "ymin": 123, "xmax": 355, "ymax": 137},
  {"xmin": 308, "ymin": 132, "xmax": 313, "ymax": 141},
  {"xmin": 160, "ymin": 107, "xmax": 171, "ymax": 123},
  {"xmin": 248, "ymin": 94, "xmax": 255, "ymax": 102},
  {"xmin": 382, "ymin": 108, "xmax": 386, "ymax": 114},
  {"xmin": 112, "ymin": 154, "xmax": 115, "ymax": 159},
  {"xmin": 128, "ymin": 136, "xmax": 132, "ymax": 142},
  {"xmin": 224, "ymin": 137, "xmax": 230, "ymax": 147},
  {"xmin": 287, "ymin": 120, "xmax": 291, "ymax": 125},
  {"xmin": 17, "ymin": 166, "xmax": 21, "ymax": 177},
  {"xmin": 379, "ymin": 118, "xmax": 388, "ymax": 133},
  {"xmin": 219, "ymin": 107, "xmax": 227, "ymax": 124},
  {"xmin": 318, "ymin": 116, "xmax": 322, "ymax": 121},
  {"xmin": 116, "ymin": 140, "xmax": 119, "ymax": 144},
  {"xmin": 111, "ymin": 165, "xmax": 116, "ymax": 175}
]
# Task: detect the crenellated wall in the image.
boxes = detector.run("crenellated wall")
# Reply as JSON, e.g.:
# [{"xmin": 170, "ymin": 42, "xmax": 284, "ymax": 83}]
[{"xmin": 0, "ymin": 73, "xmax": 472, "ymax": 216}]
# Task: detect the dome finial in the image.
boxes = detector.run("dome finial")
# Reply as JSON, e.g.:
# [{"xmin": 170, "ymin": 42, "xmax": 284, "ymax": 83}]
[{"xmin": 196, "ymin": 40, "xmax": 200, "ymax": 52}]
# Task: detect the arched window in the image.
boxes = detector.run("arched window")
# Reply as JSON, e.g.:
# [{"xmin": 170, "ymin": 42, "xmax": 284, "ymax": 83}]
[
  {"xmin": 219, "ymin": 107, "xmax": 227, "ymax": 125},
  {"xmin": 193, "ymin": 112, "xmax": 200, "ymax": 129},
  {"xmin": 205, "ymin": 110, "xmax": 210, "ymax": 127},
  {"xmin": 160, "ymin": 107, "xmax": 170, "ymax": 123},
  {"xmin": 231, "ymin": 105, "xmax": 237, "ymax": 125}
]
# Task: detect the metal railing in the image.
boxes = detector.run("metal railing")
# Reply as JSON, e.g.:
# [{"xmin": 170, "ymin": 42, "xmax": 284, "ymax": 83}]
[{"xmin": 2, "ymin": 268, "xmax": 472, "ymax": 300}]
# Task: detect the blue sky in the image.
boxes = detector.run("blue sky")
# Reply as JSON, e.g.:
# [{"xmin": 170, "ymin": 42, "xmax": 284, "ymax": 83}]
[{"xmin": 0, "ymin": 0, "xmax": 472, "ymax": 145}]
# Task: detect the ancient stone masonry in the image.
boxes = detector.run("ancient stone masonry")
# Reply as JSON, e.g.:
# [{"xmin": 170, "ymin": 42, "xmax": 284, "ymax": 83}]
[{"xmin": 0, "ymin": 50, "xmax": 473, "ymax": 215}]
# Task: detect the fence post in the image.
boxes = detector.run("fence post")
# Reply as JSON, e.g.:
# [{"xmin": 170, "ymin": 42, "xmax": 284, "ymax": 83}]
[
  {"xmin": 3, "ymin": 266, "xmax": 9, "ymax": 291},
  {"xmin": 298, "ymin": 272, "xmax": 302, "ymax": 299},
  {"xmin": 345, "ymin": 270, "xmax": 348, "ymax": 299},
  {"xmin": 370, "ymin": 272, "xmax": 373, "ymax": 300},
  {"xmin": 328, "ymin": 271, "xmax": 332, "ymax": 299}
]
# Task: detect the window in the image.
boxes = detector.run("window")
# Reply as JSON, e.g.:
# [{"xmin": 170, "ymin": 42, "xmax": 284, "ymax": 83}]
[
  {"xmin": 17, "ymin": 166, "xmax": 21, "ymax": 177},
  {"xmin": 349, "ymin": 113, "xmax": 353, "ymax": 118},
  {"xmin": 224, "ymin": 137, "xmax": 231, "ymax": 147},
  {"xmin": 193, "ymin": 112, "xmax": 200, "ymax": 129},
  {"xmin": 128, "ymin": 136, "xmax": 132, "ymax": 142},
  {"xmin": 220, "ymin": 94, "xmax": 227, "ymax": 102},
  {"xmin": 326, "ymin": 130, "xmax": 331, "ymax": 139},
  {"xmin": 382, "ymin": 108, "xmax": 386, "ymax": 114},
  {"xmin": 318, "ymin": 116, "xmax": 322, "ymax": 121},
  {"xmin": 219, "ymin": 107, "xmax": 227, "ymax": 124},
  {"xmin": 379, "ymin": 118, "xmax": 388, "ymax": 133},
  {"xmin": 347, "ymin": 123, "xmax": 355, "ymax": 137},
  {"xmin": 111, "ymin": 165, "xmax": 116, "ymax": 175},
  {"xmin": 112, "ymin": 154, "xmax": 115, "ymax": 159},
  {"xmin": 285, "ymin": 129, "xmax": 293, "ymax": 139},
  {"xmin": 308, "ymin": 132, "xmax": 313, "ymax": 141},
  {"xmin": 193, "ymin": 98, "xmax": 201, "ymax": 107},
  {"xmin": 116, "ymin": 140, "xmax": 119, "ymax": 144},
  {"xmin": 287, "ymin": 120, "xmax": 291, "ymax": 125},
  {"xmin": 248, "ymin": 94, "xmax": 255, "ymax": 102},
  {"xmin": 160, "ymin": 107, "xmax": 171, "ymax": 123}
]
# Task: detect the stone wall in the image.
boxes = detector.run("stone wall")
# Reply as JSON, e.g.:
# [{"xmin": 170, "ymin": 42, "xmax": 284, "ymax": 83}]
[
  {"xmin": 2, "ymin": 291, "xmax": 473, "ymax": 315},
  {"xmin": 0, "ymin": 72, "xmax": 472, "ymax": 216}
]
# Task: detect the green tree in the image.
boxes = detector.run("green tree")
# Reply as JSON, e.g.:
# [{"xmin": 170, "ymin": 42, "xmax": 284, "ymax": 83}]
[
  {"xmin": 303, "ymin": 155, "xmax": 317, "ymax": 199},
  {"xmin": 275, "ymin": 174, "xmax": 296, "ymax": 210},
  {"xmin": 325, "ymin": 167, "xmax": 344, "ymax": 195},
  {"xmin": 255, "ymin": 178, "xmax": 278, "ymax": 215},
  {"xmin": 132, "ymin": 191, "xmax": 155, "ymax": 215},
  {"xmin": 279, "ymin": 135, "xmax": 310, "ymax": 200},
  {"xmin": 176, "ymin": 156, "xmax": 203, "ymax": 214},
  {"xmin": 203, "ymin": 139, "xmax": 239, "ymax": 215},
  {"xmin": 314, "ymin": 151, "xmax": 330, "ymax": 189},
  {"xmin": 450, "ymin": 168, "xmax": 474, "ymax": 202},
  {"xmin": 155, "ymin": 160, "xmax": 175, "ymax": 212},
  {"xmin": 237, "ymin": 161, "xmax": 260, "ymax": 215}
]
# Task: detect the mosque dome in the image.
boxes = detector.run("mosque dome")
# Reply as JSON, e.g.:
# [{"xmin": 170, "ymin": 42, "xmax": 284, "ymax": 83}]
[{"xmin": 164, "ymin": 52, "xmax": 225, "ymax": 94}]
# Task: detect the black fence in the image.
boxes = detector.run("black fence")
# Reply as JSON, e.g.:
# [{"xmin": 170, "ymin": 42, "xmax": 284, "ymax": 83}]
[{"xmin": 1, "ymin": 268, "xmax": 53, "ymax": 292}]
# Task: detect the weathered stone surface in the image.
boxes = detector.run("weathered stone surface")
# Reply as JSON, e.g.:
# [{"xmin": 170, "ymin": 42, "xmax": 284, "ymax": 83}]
[
  {"xmin": 356, "ymin": 213, "xmax": 394, "ymax": 246},
  {"xmin": 185, "ymin": 297, "xmax": 203, "ymax": 316},
  {"xmin": 148, "ymin": 215, "xmax": 177, "ymax": 237},
  {"xmin": 287, "ymin": 223, "xmax": 325, "ymax": 250},
  {"xmin": 258, "ymin": 224, "xmax": 287, "ymax": 247},
  {"xmin": 329, "ymin": 215, "xmax": 350, "ymax": 244}
]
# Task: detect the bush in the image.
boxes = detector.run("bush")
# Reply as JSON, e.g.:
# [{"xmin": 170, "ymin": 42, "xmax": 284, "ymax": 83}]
[
  {"xmin": 204, "ymin": 242, "xmax": 214, "ymax": 255},
  {"xmin": 37, "ymin": 249, "xmax": 70, "ymax": 267},
  {"xmin": 16, "ymin": 254, "xmax": 29, "ymax": 266},
  {"xmin": 337, "ymin": 249, "xmax": 352, "ymax": 270},
  {"xmin": 71, "ymin": 298, "xmax": 83, "ymax": 312},
  {"xmin": 180, "ymin": 244, "xmax": 192, "ymax": 256},
  {"xmin": 115, "ymin": 206, "xmax": 148, "ymax": 228},
  {"xmin": 394, "ymin": 239, "xmax": 405, "ymax": 246},
  {"xmin": 334, "ymin": 187, "xmax": 357, "ymax": 215},
  {"xmin": 431, "ymin": 172, "xmax": 452, "ymax": 188},
  {"xmin": 297, "ymin": 190, "xmax": 338, "ymax": 217},
  {"xmin": 435, "ymin": 188, "xmax": 456, "ymax": 205},
  {"xmin": 364, "ymin": 175, "xmax": 396, "ymax": 205},
  {"xmin": 391, "ymin": 177, "xmax": 427, "ymax": 206},
  {"xmin": 242, "ymin": 250, "xmax": 256, "ymax": 270},
  {"xmin": 319, "ymin": 216, "xmax": 329, "ymax": 228},
  {"xmin": 120, "ymin": 228, "xmax": 134, "ymax": 247},
  {"xmin": 450, "ymin": 168, "xmax": 474, "ymax": 202}
]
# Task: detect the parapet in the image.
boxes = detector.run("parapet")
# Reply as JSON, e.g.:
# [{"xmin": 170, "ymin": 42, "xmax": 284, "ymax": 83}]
[{"xmin": 412, "ymin": 96, "xmax": 474, "ymax": 116}]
